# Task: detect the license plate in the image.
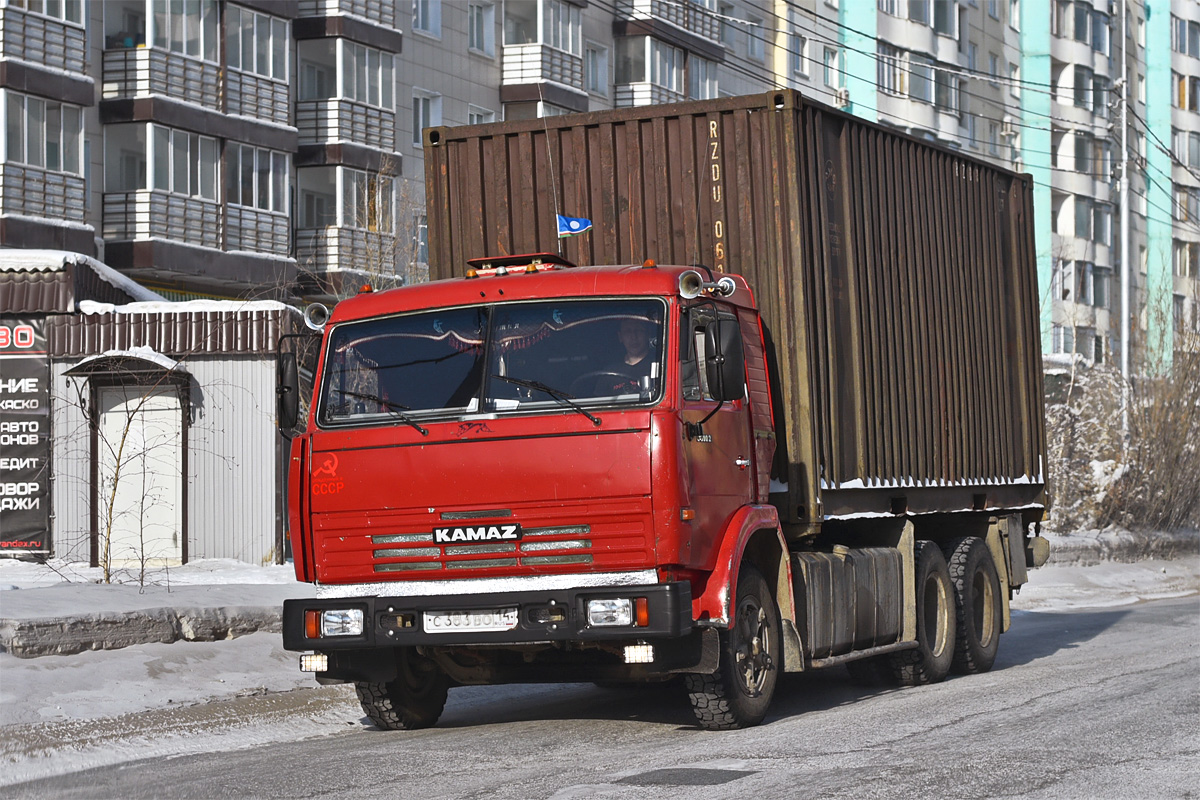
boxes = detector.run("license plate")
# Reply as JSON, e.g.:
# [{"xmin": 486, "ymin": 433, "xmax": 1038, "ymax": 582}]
[{"xmin": 423, "ymin": 607, "xmax": 519, "ymax": 634}]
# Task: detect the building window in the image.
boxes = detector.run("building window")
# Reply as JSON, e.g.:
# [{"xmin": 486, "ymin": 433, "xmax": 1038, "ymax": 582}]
[
  {"xmin": 1174, "ymin": 71, "xmax": 1200, "ymax": 111},
  {"xmin": 467, "ymin": 105, "xmax": 495, "ymax": 125},
  {"xmin": 988, "ymin": 122, "xmax": 999, "ymax": 155},
  {"xmin": 1172, "ymin": 14, "xmax": 1200, "ymax": 58},
  {"xmin": 412, "ymin": 90, "xmax": 442, "ymax": 147},
  {"xmin": 746, "ymin": 15, "xmax": 764, "ymax": 61},
  {"xmin": 717, "ymin": 2, "xmax": 737, "ymax": 50},
  {"xmin": 1175, "ymin": 185, "xmax": 1200, "ymax": 223},
  {"xmin": 651, "ymin": 40, "xmax": 684, "ymax": 93},
  {"xmin": 468, "ymin": 3, "xmax": 495, "ymax": 56},
  {"xmin": 1093, "ymin": 266, "xmax": 1111, "ymax": 309},
  {"xmin": 8, "ymin": 0, "xmax": 83, "ymax": 24},
  {"xmin": 1090, "ymin": 10, "xmax": 1109, "ymax": 55},
  {"xmin": 226, "ymin": 144, "xmax": 287, "ymax": 213},
  {"xmin": 4, "ymin": 92, "xmax": 82, "ymax": 175},
  {"xmin": 1075, "ymin": 261, "xmax": 1094, "ymax": 306},
  {"xmin": 146, "ymin": 125, "xmax": 217, "ymax": 200},
  {"xmin": 689, "ymin": 56, "xmax": 718, "ymax": 100},
  {"xmin": 878, "ymin": 0, "xmax": 899, "ymax": 15},
  {"xmin": 909, "ymin": 54, "xmax": 933, "ymax": 102},
  {"xmin": 909, "ymin": 0, "xmax": 929, "ymax": 26},
  {"xmin": 966, "ymin": 113, "xmax": 977, "ymax": 148},
  {"xmin": 585, "ymin": 43, "xmax": 609, "ymax": 95},
  {"xmin": 341, "ymin": 168, "xmax": 394, "ymax": 232},
  {"xmin": 544, "ymin": 0, "xmax": 581, "ymax": 56},
  {"xmin": 967, "ymin": 41, "xmax": 977, "ymax": 72},
  {"xmin": 934, "ymin": 0, "xmax": 957, "ymax": 37},
  {"xmin": 151, "ymin": 0, "xmax": 218, "ymax": 62},
  {"xmin": 934, "ymin": 67, "xmax": 960, "ymax": 116},
  {"xmin": 226, "ymin": 7, "xmax": 288, "ymax": 81},
  {"xmin": 878, "ymin": 44, "xmax": 904, "ymax": 96},
  {"xmin": 987, "ymin": 0, "xmax": 998, "ymax": 20},
  {"xmin": 341, "ymin": 41, "xmax": 395, "ymax": 110},
  {"xmin": 1050, "ymin": 324, "xmax": 1074, "ymax": 355},
  {"xmin": 988, "ymin": 52, "xmax": 999, "ymax": 86},
  {"xmin": 1009, "ymin": 0, "xmax": 1019, "ymax": 29},
  {"xmin": 790, "ymin": 33, "xmax": 809, "ymax": 77},
  {"xmin": 1174, "ymin": 239, "xmax": 1200, "ymax": 278},
  {"xmin": 1073, "ymin": 65, "xmax": 1094, "ymax": 110},
  {"xmin": 823, "ymin": 47, "xmax": 840, "ymax": 89},
  {"xmin": 413, "ymin": 0, "xmax": 441, "ymax": 37},
  {"xmin": 1009, "ymin": 62, "xmax": 1020, "ymax": 98}
]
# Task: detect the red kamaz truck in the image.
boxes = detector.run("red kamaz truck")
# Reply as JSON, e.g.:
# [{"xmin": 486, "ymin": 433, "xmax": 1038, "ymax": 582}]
[{"xmin": 279, "ymin": 91, "xmax": 1050, "ymax": 731}]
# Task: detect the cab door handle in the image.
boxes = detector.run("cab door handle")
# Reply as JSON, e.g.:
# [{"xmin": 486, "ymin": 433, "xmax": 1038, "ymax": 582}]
[{"xmin": 734, "ymin": 457, "xmax": 750, "ymax": 470}]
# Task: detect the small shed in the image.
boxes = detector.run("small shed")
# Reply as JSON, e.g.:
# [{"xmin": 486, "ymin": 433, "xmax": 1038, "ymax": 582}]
[{"xmin": 1, "ymin": 250, "xmax": 302, "ymax": 567}]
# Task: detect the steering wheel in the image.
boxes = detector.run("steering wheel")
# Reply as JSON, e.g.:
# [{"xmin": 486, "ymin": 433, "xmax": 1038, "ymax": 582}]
[{"xmin": 568, "ymin": 370, "xmax": 636, "ymax": 396}]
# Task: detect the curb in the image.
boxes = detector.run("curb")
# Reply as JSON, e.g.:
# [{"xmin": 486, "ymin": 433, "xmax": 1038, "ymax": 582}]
[{"xmin": 0, "ymin": 605, "xmax": 282, "ymax": 659}]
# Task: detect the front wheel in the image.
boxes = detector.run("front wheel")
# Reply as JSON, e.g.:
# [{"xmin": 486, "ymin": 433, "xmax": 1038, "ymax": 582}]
[
  {"xmin": 686, "ymin": 564, "xmax": 780, "ymax": 730},
  {"xmin": 355, "ymin": 648, "xmax": 449, "ymax": 730}
]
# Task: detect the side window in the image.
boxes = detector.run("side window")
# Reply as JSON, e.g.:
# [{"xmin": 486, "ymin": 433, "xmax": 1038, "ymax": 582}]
[{"xmin": 681, "ymin": 306, "xmax": 738, "ymax": 402}]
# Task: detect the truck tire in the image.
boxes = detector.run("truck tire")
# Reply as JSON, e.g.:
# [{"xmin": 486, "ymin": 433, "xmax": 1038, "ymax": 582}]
[
  {"xmin": 943, "ymin": 536, "xmax": 1002, "ymax": 674},
  {"xmin": 355, "ymin": 648, "xmax": 449, "ymax": 730},
  {"xmin": 685, "ymin": 564, "xmax": 780, "ymax": 730},
  {"xmin": 889, "ymin": 540, "xmax": 955, "ymax": 686}
]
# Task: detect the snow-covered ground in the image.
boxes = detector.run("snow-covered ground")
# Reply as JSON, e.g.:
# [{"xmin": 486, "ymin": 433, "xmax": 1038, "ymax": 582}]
[{"xmin": 0, "ymin": 555, "xmax": 1197, "ymax": 787}]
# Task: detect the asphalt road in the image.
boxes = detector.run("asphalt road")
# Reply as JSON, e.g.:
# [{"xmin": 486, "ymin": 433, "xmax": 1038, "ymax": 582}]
[{"xmin": 8, "ymin": 597, "xmax": 1198, "ymax": 800}]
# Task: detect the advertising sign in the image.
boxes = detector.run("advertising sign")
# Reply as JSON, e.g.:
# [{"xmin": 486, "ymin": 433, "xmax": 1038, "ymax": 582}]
[{"xmin": 0, "ymin": 318, "xmax": 51, "ymax": 552}]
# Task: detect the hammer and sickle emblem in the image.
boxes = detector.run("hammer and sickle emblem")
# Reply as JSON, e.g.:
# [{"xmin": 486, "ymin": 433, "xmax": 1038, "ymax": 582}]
[{"xmin": 314, "ymin": 453, "xmax": 339, "ymax": 478}]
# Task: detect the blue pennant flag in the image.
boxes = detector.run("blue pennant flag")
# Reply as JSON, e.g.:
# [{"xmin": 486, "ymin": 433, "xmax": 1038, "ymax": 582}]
[{"xmin": 557, "ymin": 214, "xmax": 592, "ymax": 238}]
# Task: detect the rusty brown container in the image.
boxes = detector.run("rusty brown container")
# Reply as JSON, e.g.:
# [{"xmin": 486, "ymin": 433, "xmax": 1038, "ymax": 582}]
[{"xmin": 424, "ymin": 90, "xmax": 1047, "ymax": 529}]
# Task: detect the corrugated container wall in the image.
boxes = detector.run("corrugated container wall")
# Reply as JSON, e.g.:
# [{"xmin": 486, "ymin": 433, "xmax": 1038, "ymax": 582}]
[{"xmin": 424, "ymin": 91, "xmax": 1047, "ymax": 527}]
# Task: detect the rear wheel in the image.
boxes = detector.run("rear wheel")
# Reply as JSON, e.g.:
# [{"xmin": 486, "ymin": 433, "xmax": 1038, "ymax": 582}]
[
  {"xmin": 889, "ymin": 540, "xmax": 955, "ymax": 686},
  {"xmin": 944, "ymin": 536, "xmax": 1002, "ymax": 674},
  {"xmin": 686, "ymin": 565, "xmax": 780, "ymax": 730},
  {"xmin": 355, "ymin": 648, "xmax": 449, "ymax": 730}
]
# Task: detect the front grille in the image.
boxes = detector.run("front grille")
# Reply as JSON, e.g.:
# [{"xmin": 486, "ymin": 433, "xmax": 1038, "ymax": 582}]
[{"xmin": 370, "ymin": 524, "xmax": 596, "ymax": 573}]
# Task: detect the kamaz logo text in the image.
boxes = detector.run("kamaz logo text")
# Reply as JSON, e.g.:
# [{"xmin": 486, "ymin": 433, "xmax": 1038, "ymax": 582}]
[{"xmin": 434, "ymin": 525, "xmax": 521, "ymax": 543}]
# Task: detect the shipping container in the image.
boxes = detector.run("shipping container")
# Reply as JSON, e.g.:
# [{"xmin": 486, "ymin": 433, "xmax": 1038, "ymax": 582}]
[{"xmin": 424, "ymin": 90, "xmax": 1047, "ymax": 532}]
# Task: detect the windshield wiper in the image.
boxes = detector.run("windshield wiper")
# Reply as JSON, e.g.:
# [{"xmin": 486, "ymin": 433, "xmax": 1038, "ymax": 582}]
[
  {"xmin": 492, "ymin": 375, "xmax": 601, "ymax": 427},
  {"xmin": 333, "ymin": 389, "xmax": 428, "ymax": 436}
]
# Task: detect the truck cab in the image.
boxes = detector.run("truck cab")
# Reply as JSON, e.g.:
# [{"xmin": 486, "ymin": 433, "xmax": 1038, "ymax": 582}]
[{"xmin": 282, "ymin": 257, "xmax": 792, "ymax": 729}]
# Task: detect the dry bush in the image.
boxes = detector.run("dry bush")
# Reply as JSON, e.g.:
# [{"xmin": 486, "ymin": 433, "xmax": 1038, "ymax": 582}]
[{"xmin": 1099, "ymin": 350, "xmax": 1200, "ymax": 530}]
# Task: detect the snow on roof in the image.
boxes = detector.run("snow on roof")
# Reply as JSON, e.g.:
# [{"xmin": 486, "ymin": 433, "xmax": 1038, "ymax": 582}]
[
  {"xmin": 0, "ymin": 249, "xmax": 165, "ymax": 303},
  {"xmin": 78, "ymin": 298, "xmax": 297, "ymax": 315},
  {"xmin": 72, "ymin": 346, "xmax": 182, "ymax": 373}
]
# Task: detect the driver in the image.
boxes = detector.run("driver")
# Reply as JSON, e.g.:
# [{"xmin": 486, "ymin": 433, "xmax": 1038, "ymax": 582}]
[{"xmin": 601, "ymin": 318, "xmax": 656, "ymax": 394}]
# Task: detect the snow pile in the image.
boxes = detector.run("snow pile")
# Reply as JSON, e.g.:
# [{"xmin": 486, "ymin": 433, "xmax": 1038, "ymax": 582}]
[{"xmin": 0, "ymin": 557, "xmax": 297, "ymax": 591}]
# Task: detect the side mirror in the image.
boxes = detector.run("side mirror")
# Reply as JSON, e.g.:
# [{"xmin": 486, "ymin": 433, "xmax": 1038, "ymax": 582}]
[
  {"xmin": 277, "ymin": 351, "xmax": 299, "ymax": 431},
  {"xmin": 703, "ymin": 318, "xmax": 745, "ymax": 402}
]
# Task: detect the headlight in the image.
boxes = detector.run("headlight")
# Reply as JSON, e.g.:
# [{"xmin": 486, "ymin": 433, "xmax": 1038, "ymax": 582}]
[
  {"xmin": 587, "ymin": 598, "xmax": 633, "ymax": 627},
  {"xmin": 321, "ymin": 608, "xmax": 364, "ymax": 637}
]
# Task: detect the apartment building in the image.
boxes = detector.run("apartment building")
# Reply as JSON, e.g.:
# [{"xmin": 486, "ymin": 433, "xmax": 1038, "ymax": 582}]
[{"xmin": 0, "ymin": 0, "xmax": 1190, "ymax": 365}]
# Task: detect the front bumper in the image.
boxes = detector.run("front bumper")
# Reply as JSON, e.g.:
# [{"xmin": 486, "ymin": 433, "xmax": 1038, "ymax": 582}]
[{"xmin": 282, "ymin": 580, "xmax": 692, "ymax": 651}]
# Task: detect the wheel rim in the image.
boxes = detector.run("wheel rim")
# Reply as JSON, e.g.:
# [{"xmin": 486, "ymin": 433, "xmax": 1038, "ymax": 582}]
[
  {"xmin": 971, "ymin": 567, "xmax": 997, "ymax": 647},
  {"xmin": 923, "ymin": 573, "xmax": 951, "ymax": 658},
  {"xmin": 733, "ymin": 596, "xmax": 772, "ymax": 697}
]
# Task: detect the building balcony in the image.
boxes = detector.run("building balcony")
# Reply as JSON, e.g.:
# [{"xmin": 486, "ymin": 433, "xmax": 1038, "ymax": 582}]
[
  {"xmin": 295, "ymin": 226, "xmax": 397, "ymax": 274},
  {"xmin": 102, "ymin": 48, "xmax": 220, "ymax": 111},
  {"xmin": 296, "ymin": 99, "xmax": 396, "ymax": 152},
  {"xmin": 298, "ymin": 0, "xmax": 399, "ymax": 31},
  {"xmin": 0, "ymin": 6, "xmax": 86, "ymax": 74},
  {"xmin": 615, "ymin": 82, "xmax": 685, "ymax": 108},
  {"xmin": 227, "ymin": 69, "xmax": 290, "ymax": 127},
  {"xmin": 227, "ymin": 205, "xmax": 291, "ymax": 255},
  {"xmin": 103, "ymin": 190, "xmax": 221, "ymax": 250},
  {"xmin": 615, "ymin": 0, "xmax": 718, "ymax": 43},
  {"xmin": 0, "ymin": 164, "xmax": 87, "ymax": 224},
  {"xmin": 502, "ymin": 44, "xmax": 584, "ymax": 91}
]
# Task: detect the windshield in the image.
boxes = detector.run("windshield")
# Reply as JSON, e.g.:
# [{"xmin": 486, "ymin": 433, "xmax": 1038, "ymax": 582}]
[{"xmin": 317, "ymin": 298, "xmax": 665, "ymax": 427}]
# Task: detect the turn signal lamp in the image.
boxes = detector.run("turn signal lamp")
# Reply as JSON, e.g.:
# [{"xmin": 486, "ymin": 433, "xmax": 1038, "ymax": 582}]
[
  {"xmin": 680, "ymin": 508, "xmax": 696, "ymax": 521},
  {"xmin": 635, "ymin": 597, "xmax": 649, "ymax": 627}
]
